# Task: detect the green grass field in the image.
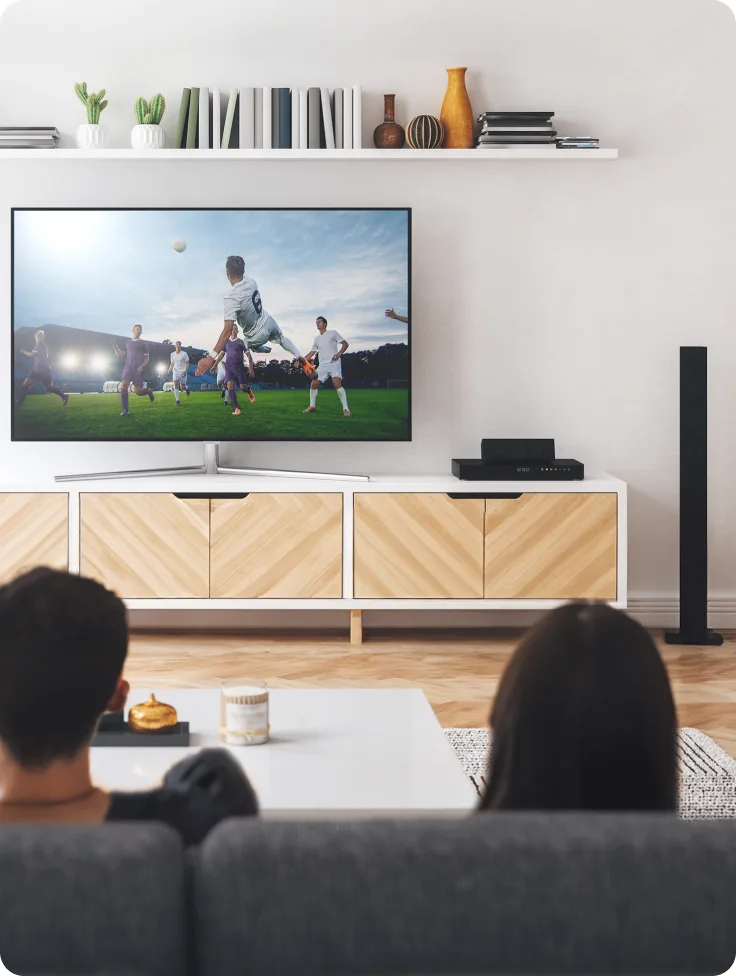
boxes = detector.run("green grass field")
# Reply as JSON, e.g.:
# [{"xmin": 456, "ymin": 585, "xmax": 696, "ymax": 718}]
[{"xmin": 13, "ymin": 388, "xmax": 410, "ymax": 441}]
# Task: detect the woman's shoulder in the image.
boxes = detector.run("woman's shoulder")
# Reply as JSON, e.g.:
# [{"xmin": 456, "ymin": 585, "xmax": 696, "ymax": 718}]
[{"xmin": 107, "ymin": 748, "xmax": 259, "ymax": 845}]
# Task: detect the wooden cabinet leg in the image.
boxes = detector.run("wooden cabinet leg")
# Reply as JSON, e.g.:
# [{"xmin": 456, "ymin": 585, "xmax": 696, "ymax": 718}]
[{"xmin": 350, "ymin": 609, "xmax": 363, "ymax": 645}]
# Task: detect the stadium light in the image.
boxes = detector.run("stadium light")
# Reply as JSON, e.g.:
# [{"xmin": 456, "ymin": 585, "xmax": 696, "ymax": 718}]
[
  {"xmin": 156, "ymin": 363, "xmax": 166, "ymax": 375},
  {"xmin": 91, "ymin": 355, "xmax": 108, "ymax": 372},
  {"xmin": 61, "ymin": 352, "xmax": 78, "ymax": 370}
]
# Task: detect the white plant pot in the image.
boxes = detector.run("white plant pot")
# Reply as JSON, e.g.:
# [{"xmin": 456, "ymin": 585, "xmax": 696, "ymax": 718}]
[
  {"xmin": 131, "ymin": 124, "xmax": 166, "ymax": 150},
  {"xmin": 76, "ymin": 123, "xmax": 110, "ymax": 149}
]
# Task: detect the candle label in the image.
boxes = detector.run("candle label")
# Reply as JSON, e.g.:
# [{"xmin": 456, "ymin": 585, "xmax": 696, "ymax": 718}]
[{"xmin": 224, "ymin": 700, "xmax": 269, "ymax": 746}]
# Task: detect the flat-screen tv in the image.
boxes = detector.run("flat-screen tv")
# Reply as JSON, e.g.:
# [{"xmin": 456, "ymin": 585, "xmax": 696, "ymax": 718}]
[{"xmin": 12, "ymin": 208, "xmax": 411, "ymax": 442}]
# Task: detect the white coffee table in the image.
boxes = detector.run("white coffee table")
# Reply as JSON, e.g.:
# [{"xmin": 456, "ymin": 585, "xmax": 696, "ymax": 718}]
[{"xmin": 91, "ymin": 688, "xmax": 478, "ymax": 817}]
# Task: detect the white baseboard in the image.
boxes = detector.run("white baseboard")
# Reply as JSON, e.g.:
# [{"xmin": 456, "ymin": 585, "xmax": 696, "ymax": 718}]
[{"xmin": 627, "ymin": 597, "xmax": 736, "ymax": 630}]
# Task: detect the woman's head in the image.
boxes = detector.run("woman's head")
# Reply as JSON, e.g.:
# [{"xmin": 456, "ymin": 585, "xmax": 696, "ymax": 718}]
[{"xmin": 479, "ymin": 603, "xmax": 677, "ymax": 812}]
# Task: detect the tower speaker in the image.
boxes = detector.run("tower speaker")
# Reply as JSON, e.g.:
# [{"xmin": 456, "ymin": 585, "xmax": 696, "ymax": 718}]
[{"xmin": 665, "ymin": 346, "xmax": 723, "ymax": 645}]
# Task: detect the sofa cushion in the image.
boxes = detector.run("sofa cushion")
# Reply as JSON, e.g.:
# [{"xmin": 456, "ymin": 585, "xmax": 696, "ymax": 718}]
[
  {"xmin": 0, "ymin": 824, "xmax": 187, "ymax": 976},
  {"xmin": 192, "ymin": 814, "xmax": 736, "ymax": 976}
]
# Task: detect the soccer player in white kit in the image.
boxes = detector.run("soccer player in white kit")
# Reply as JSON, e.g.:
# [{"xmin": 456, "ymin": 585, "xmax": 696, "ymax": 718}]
[
  {"xmin": 195, "ymin": 256, "xmax": 315, "ymax": 378},
  {"xmin": 303, "ymin": 316, "xmax": 350, "ymax": 416},
  {"xmin": 167, "ymin": 341, "xmax": 190, "ymax": 406}
]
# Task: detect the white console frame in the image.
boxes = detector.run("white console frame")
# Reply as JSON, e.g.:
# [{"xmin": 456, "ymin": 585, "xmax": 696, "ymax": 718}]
[{"xmin": 1, "ymin": 472, "xmax": 627, "ymax": 613}]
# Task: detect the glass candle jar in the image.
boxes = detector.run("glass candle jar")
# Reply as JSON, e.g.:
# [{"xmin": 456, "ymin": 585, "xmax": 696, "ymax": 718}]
[{"xmin": 220, "ymin": 680, "xmax": 269, "ymax": 746}]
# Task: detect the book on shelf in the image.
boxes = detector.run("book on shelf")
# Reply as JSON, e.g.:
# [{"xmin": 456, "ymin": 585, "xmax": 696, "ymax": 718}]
[
  {"xmin": 478, "ymin": 134, "xmax": 556, "ymax": 143},
  {"xmin": 239, "ymin": 88, "xmax": 254, "ymax": 149},
  {"xmin": 291, "ymin": 89, "xmax": 299, "ymax": 150},
  {"xmin": 271, "ymin": 87, "xmax": 280, "ymax": 148},
  {"xmin": 262, "ymin": 86, "xmax": 272, "ymax": 149},
  {"xmin": 343, "ymin": 87, "xmax": 353, "ymax": 149},
  {"xmin": 254, "ymin": 88, "xmax": 263, "ymax": 149},
  {"xmin": 480, "ymin": 125, "xmax": 556, "ymax": 133},
  {"xmin": 352, "ymin": 84, "xmax": 362, "ymax": 148},
  {"xmin": 221, "ymin": 89, "xmax": 237, "ymax": 148},
  {"xmin": 320, "ymin": 88, "xmax": 335, "ymax": 149},
  {"xmin": 334, "ymin": 88, "xmax": 343, "ymax": 149},
  {"xmin": 279, "ymin": 88, "xmax": 291, "ymax": 149},
  {"xmin": 198, "ymin": 87, "xmax": 209, "ymax": 150},
  {"xmin": 0, "ymin": 140, "xmax": 56, "ymax": 148},
  {"xmin": 478, "ymin": 111, "xmax": 554, "ymax": 121},
  {"xmin": 298, "ymin": 90, "xmax": 308, "ymax": 149},
  {"xmin": 307, "ymin": 87, "xmax": 321, "ymax": 148},
  {"xmin": 186, "ymin": 87, "xmax": 200, "ymax": 148},
  {"xmin": 211, "ymin": 88, "xmax": 221, "ymax": 151},
  {"xmin": 175, "ymin": 89, "xmax": 191, "ymax": 148},
  {"xmin": 476, "ymin": 143, "xmax": 558, "ymax": 151}
]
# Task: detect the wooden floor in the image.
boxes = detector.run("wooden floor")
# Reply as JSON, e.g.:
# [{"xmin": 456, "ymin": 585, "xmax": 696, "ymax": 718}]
[{"xmin": 126, "ymin": 629, "xmax": 736, "ymax": 758}]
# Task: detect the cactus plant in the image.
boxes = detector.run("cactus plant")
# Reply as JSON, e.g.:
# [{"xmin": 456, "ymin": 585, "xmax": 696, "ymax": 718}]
[
  {"xmin": 75, "ymin": 82, "xmax": 109, "ymax": 125},
  {"xmin": 134, "ymin": 93, "xmax": 166, "ymax": 125}
]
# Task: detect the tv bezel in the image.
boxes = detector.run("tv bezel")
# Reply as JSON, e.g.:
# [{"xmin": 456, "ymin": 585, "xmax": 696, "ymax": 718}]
[{"xmin": 11, "ymin": 206, "xmax": 412, "ymax": 444}]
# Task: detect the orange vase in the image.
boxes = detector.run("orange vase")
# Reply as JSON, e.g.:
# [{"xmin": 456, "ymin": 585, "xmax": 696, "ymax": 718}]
[{"xmin": 440, "ymin": 67, "xmax": 474, "ymax": 149}]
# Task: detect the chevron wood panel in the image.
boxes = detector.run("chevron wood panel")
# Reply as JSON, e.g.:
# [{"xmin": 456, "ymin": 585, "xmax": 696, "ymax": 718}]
[
  {"xmin": 354, "ymin": 494, "xmax": 485, "ymax": 598},
  {"xmin": 0, "ymin": 493, "xmax": 68, "ymax": 582},
  {"xmin": 210, "ymin": 494, "xmax": 343, "ymax": 598},
  {"xmin": 484, "ymin": 493, "xmax": 617, "ymax": 599},
  {"xmin": 80, "ymin": 494, "xmax": 210, "ymax": 598}
]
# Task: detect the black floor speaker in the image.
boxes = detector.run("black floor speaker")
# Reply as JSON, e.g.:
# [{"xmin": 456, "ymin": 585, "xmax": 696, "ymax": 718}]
[{"xmin": 665, "ymin": 346, "xmax": 723, "ymax": 646}]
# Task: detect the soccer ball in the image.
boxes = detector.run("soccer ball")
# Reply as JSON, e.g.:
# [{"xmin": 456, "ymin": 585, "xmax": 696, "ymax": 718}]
[{"xmin": 172, "ymin": 238, "xmax": 187, "ymax": 253}]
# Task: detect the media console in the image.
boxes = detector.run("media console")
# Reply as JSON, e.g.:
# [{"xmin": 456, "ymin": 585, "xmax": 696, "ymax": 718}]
[{"xmin": 0, "ymin": 473, "xmax": 627, "ymax": 643}]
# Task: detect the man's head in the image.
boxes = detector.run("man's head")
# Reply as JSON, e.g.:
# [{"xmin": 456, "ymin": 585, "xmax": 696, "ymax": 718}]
[
  {"xmin": 226, "ymin": 256, "xmax": 245, "ymax": 284},
  {"xmin": 316, "ymin": 316, "xmax": 328, "ymax": 334},
  {"xmin": 0, "ymin": 568, "xmax": 129, "ymax": 769},
  {"xmin": 132, "ymin": 324, "xmax": 143, "ymax": 339},
  {"xmin": 34, "ymin": 330, "xmax": 45, "ymax": 342},
  {"xmin": 230, "ymin": 323, "xmax": 239, "ymax": 340},
  {"xmin": 175, "ymin": 340, "xmax": 182, "ymax": 352}
]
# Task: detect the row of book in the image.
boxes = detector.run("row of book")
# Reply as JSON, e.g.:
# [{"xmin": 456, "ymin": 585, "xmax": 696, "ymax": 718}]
[
  {"xmin": 174, "ymin": 86, "xmax": 363, "ymax": 150},
  {"xmin": 476, "ymin": 111, "xmax": 600, "ymax": 150},
  {"xmin": 0, "ymin": 126, "xmax": 59, "ymax": 149}
]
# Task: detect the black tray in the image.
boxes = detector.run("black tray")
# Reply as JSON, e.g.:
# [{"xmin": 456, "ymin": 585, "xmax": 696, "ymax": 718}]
[{"xmin": 92, "ymin": 721, "xmax": 190, "ymax": 747}]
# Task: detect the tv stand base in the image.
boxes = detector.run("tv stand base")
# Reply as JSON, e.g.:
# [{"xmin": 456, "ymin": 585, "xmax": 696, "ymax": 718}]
[{"xmin": 55, "ymin": 443, "xmax": 370, "ymax": 483}]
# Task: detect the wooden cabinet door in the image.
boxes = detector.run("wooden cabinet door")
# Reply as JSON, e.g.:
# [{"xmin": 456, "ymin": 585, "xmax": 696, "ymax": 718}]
[
  {"xmin": 80, "ymin": 494, "xmax": 210, "ymax": 598},
  {"xmin": 0, "ymin": 493, "xmax": 68, "ymax": 582},
  {"xmin": 354, "ymin": 493, "xmax": 485, "ymax": 599},
  {"xmin": 210, "ymin": 494, "xmax": 343, "ymax": 598},
  {"xmin": 484, "ymin": 493, "xmax": 617, "ymax": 600}
]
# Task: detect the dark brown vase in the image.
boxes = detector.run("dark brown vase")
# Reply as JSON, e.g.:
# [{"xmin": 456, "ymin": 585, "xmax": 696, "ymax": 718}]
[{"xmin": 373, "ymin": 94, "xmax": 405, "ymax": 149}]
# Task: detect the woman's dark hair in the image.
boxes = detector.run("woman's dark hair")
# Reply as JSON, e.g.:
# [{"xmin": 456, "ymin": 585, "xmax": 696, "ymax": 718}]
[
  {"xmin": 479, "ymin": 603, "xmax": 677, "ymax": 812},
  {"xmin": 0, "ymin": 567, "xmax": 128, "ymax": 768}
]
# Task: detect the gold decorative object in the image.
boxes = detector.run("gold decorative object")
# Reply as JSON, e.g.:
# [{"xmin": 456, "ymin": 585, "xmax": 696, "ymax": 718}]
[
  {"xmin": 128, "ymin": 693, "xmax": 178, "ymax": 732},
  {"xmin": 440, "ymin": 67, "xmax": 474, "ymax": 149}
]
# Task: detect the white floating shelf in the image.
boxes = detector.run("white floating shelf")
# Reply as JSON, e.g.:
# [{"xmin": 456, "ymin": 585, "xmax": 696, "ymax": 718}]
[{"xmin": 0, "ymin": 147, "xmax": 619, "ymax": 160}]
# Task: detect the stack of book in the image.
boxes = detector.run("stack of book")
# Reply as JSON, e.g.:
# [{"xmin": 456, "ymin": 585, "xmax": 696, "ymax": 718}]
[
  {"xmin": 173, "ymin": 87, "xmax": 363, "ymax": 150},
  {"xmin": 476, "ymin": 112, "xmax": 556, "ymax": 150},
  {"xmin": 0, "ymin": 126, "xmax": 59, "ymax": 149},
  {"xmin": 557, "ymin": 136, "xmax": 600, "ymax": 150}
]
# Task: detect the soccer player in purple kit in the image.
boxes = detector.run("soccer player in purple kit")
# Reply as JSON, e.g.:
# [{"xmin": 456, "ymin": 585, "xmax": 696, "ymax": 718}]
[
  {"xmin": 16, "ymin": 330, "xmax": 69, "ymax": 410},
  {"xmin": 112, "ymin": 324, "xmax": 155, "ymax": 416},
  {"xmin": 212, "ymin": 324, "xmax": 256, "ymax": 416}
]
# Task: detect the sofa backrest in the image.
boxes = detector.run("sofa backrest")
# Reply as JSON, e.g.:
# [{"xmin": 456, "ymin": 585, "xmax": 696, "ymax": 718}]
[
  {"xmin": 192, "ymin": 814, "xmax": 736, "ymax": 976},
  {"xmin": 0, "ymin": 824, "xmax": 187, "ymax": 976}
]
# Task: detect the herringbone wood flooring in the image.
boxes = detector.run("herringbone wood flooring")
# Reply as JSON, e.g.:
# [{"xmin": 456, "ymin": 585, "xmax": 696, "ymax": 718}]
[{"xmin": 125, "ymin": 629, "xmax": 736, "ymax": 758}]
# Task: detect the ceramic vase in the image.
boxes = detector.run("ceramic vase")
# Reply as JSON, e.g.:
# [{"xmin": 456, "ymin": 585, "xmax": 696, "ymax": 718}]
[
  {"xmin": 373, "ymin": 94, "xmax": 405, "ymax": 149},
  {"xmin": 440, "ymin": 68, "xmax": 473, "ymax": 148},
  {"xmin": 406, "ymin": 115, "xmax": 444, "ymax": 149},
  {"xmin": 131, "ymin": 124, "xmax": 166, "ymax": 149},
  {"xmin": 76, "ymin": 123, "xmax": 110, "ymax": 149}
]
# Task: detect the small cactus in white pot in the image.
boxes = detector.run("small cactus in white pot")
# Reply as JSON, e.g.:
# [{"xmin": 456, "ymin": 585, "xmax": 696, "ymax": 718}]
[
  {"xmin": 75, "ymin": 82, "xmax": 110, "ymax": 149},
  {"xmin": 131, "ymin": 94, "xmax": 166, "ymax": 149}
]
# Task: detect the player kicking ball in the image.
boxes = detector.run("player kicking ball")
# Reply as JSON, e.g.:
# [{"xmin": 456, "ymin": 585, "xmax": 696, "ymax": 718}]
[
  {"xmin": 16, "ymin": 329, "xmax": 69, "ymax": 410},
  {"xmin": 195, "ymin": 256, "xmax": 315, "ymax": 378},
  {"xmin": 167, "ymin": 340, "xmax": 190, "ymax": 407},
  {"xmin": 212, "ymin": 324, "xmax": 256, "ymax": 416},
  {"xmin": 112, "ymin": 324, "xmax": 155, "ymax": 416},
  {"xmin": 303, "ymin": 316, "xmax": 351, "ymax": 416}
]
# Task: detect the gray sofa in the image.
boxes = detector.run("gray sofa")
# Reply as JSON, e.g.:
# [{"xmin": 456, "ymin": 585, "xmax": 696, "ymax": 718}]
[{"xmin": 1, "ymin": 815, "xmax": 735, "ymax": 976}]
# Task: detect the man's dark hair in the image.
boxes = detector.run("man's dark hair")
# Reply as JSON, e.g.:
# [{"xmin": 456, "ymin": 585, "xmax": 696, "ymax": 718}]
[
  {"xmin": 316, "ymin": 316, "xmax": 328, "ymax": 325},
  {"xmin": 226, "ymin": 256, "xmax": 245, "ymax": 278},
  {"xmin": 0, "ymin": 568, "xmax": 128, "ymax": 768}
]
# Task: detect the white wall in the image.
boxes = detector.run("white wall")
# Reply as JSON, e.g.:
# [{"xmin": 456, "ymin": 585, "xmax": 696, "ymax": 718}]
[{"xmin": 0, "ymin": 0, "xmax": 734, "ymax": 609}]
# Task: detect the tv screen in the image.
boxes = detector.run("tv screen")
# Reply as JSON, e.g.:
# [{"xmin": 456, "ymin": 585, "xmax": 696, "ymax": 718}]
[{"xmin": 12, "ymin": 207, "xmax": 411, "ymax": 442}]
